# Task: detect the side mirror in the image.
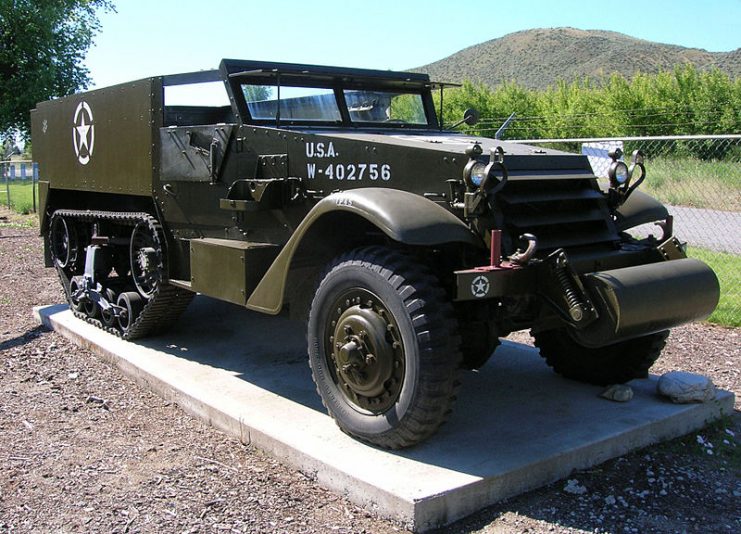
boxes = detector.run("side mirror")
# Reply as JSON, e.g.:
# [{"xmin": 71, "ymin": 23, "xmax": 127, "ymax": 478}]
[
  {"xmin": 463, "ymin": 108, "xmax": 480, "ymax": 126},
  {"xmin": 449, "ymin": 108, "xmax": 481, "ymax": 130}
]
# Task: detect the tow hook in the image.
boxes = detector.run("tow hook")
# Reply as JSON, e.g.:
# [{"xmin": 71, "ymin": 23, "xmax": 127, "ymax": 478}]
[{"xmin": 509, "ymin": 233, "xmax": 538, "ymax": 265}]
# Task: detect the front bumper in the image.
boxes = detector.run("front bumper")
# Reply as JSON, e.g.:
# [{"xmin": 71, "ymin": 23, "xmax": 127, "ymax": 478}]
[{"xmin": 455, "ymin": 244, "xmax": 720, "ymax": 347}]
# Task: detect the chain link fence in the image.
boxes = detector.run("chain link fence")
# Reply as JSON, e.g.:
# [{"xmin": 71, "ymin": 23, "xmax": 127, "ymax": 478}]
[
  {"xmin": 508, "ymin": 134, "xmax": 740, "ymax": 326},
  {"xmin": 1, "ymin": 160, "xmax": 38, "ymax": 214},
  {"xmin": 2, "ymin": 138, "xmax": 738, "ymax": 325}
]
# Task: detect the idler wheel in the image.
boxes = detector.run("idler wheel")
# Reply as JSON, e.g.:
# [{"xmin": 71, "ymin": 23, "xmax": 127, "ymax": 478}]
[{"xmin": 49, "ymin": 215, "xmax": 78, "ymax": 270}]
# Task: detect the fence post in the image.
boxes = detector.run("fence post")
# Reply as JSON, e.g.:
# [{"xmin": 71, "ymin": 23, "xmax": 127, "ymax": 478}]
[
  {"xmin": 5, "ymin": 163, "xmax": 11, "ymax": 209},
  {"xmin": 33, "ymin": 162, "xmax": 38, "ymax": 214}
]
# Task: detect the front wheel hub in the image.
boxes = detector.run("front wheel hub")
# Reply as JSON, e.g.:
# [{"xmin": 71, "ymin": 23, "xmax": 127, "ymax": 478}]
[{"xmin": 327, "ymin": 289, "xmax": 405, "ymax": 413}]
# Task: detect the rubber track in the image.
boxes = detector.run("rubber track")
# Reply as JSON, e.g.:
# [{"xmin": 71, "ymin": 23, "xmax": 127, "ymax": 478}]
[{"xmin": 52, "ymin": 209, "xmax": 194, "ymax": 340}]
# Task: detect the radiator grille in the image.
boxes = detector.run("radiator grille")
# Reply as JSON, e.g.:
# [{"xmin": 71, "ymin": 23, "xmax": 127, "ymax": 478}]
[{"xmin": 496, "ymin": 176, "xmax": 619, "ymax": 253}]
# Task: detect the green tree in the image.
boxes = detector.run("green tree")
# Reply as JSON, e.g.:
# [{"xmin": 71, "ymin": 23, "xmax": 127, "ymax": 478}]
[
  {"xmin": 388, "ymin": 93, "xmax": 425, "ymax": 123},
  {"xmin": 242, "ymin": 84, "xmax": 273, "ymax": 102},
  {"xmin": 0, "ymin": 0, "xmax": 114, "ymax": 142},
  {"xmin": 435, "ymin": 64, "xmax": 740, "ymax": 142}
]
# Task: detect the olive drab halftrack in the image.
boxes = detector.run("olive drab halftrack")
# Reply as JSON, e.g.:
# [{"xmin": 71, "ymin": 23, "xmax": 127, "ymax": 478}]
[{"xmin": 32, "ymin": 59, "xmax": 720, "ymax": 448}]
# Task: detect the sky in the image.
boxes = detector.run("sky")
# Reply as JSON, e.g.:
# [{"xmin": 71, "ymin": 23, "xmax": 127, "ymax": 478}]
[{"xmin": 85, "ymin": 0, "xmax": 741, "ymax": 89}]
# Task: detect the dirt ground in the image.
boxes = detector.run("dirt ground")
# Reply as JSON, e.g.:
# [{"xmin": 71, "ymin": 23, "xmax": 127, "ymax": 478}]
[{"xmin": 1, "ymin": 207, "xmax": 739, "ymax": 533}]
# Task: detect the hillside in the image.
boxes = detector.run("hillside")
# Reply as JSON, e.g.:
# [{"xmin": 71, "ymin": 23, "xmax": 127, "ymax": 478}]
[{"xmin": 414, "ymin": 28, "xmax": 740, "ymax": 89}]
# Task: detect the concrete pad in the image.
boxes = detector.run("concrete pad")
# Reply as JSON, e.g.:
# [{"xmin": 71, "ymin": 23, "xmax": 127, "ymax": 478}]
[{"xmin": 35, "ymin": 298, "xmax": 735, "ymax": 532}]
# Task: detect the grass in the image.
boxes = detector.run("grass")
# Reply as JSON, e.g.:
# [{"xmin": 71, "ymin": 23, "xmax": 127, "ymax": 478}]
[
  {"xmin": 661, "ymin": 415, "xmax": 741, "ymax": 470},
  {"xmin": 4, "ymin": 157, "xmax": 736, "ymax": 325},
  {"xmin": 642, "ymin": 156, "xmax": 741, "ymax": 211},
  {"xmin": 687, "ymin": 246, "xmax": 740, "ymax": 327},
  {"xmin": 2, "ymin": 181, "xmax": 37, "ymax": 214}
]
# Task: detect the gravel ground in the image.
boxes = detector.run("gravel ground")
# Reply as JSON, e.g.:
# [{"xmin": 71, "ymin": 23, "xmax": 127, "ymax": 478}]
[{"xmin": 1, "ymin": 207, "xmax": 739, "ymax": 533}]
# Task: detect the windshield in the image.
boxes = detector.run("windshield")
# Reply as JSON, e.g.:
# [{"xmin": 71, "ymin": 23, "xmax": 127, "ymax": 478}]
[
  {"xmin": 344, "ymin": 90, "xmax": 427, "ymax": 125},
  {"xmin": 239, "ymin": 82, "xmax": 431, "ymax": 127},
  {"xmin": 242, "ymin": 84, "xmax": 342, "ymax": 122}
]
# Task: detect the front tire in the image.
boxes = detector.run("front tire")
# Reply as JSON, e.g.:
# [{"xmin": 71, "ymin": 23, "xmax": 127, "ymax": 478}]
[
  {"xmin": 308, "ymin": 246, "xmax": 462, "ymax": 449},
  {"xmin": 532, "ymin": 328, "xmax": 669, "ymax": 385}
]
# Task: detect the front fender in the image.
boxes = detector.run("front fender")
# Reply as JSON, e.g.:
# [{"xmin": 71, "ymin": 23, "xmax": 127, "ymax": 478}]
[
  {"xmin": 615, "ymin": 190, "xmax": 669, "ymax": 232},
  {"xmin": 246, "ymin": 188, "xmax": 479, "ymax": 314}
]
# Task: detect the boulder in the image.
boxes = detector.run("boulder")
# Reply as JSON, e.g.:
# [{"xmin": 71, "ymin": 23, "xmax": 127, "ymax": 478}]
[{"xmin": 657, "ymin": 371, "xmax": 716, "ymax": 403}]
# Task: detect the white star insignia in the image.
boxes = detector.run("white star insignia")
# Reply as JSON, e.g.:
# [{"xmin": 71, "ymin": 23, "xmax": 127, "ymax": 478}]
[
  {"xmin": 471, "ymin": 275, "xmax": 490, "ymax": 297},
  {"xmin": 76, "ymin": 115, "xmax": 91, "ymax": 151}
]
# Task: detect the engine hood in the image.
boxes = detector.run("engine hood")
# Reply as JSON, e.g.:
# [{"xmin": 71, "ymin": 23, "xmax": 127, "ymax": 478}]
[
  {"xmin": 309, "ymin": 130, "xmax": 564, "ymax": 156},
  {"xmin": 303, "ymin": 130, "xmax": 592, "ymax": 174}
]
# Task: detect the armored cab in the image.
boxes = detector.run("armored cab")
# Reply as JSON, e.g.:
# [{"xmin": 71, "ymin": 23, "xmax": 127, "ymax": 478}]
[{"xmin": 32, "ymin": 59, "xmax": 720, "ymax": 448}]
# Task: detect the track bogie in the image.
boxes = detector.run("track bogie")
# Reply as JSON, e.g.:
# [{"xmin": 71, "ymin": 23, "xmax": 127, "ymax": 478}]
[{"xmin": 48, "ymin": 210, "xmax": 192, "ymax": 340}]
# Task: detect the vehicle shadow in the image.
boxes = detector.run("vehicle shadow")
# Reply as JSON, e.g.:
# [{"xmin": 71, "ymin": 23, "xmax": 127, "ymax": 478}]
[
  {"xmin": 0, "ymin": 325, "xmax": 47, "ymax": 352},
  {"xmin": 141, "ymin": 295, "xmax": 325, "ymax": 412},
  {"xmin": 135, "ymin": 295, "xmax": 690, "ymax": 476}
]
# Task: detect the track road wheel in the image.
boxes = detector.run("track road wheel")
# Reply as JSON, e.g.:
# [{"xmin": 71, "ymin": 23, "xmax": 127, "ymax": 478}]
[
  {"xmin": 308, "ymin": 246, "xmax": 462, "ymax": 449},
  {"xmin": 100, "ymin": 288, "xmax": 119, "ymax": 327},
  {"xmin": 83, "ymin": 298, "xmax": 100, "ymax": 319},
  {"xmin": 68, "ymin": 277, "xmax": 86, "ymax": 313},
  {"xmin": 532, "ymin": 328, "xmax": 669, "ymax": 385},
  {"xmin": 117, "ymin": 292, "xmax": 144, "ymax": 334},
  {"xmin": 68, "ymin": 276, "xmax": 98, "ymax": 318}
]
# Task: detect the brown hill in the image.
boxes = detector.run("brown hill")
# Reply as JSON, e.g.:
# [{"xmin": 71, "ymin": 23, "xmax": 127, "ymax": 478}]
[{"xmin": 413, "ymin": 28, "xmax": 740, "ymax": 89}]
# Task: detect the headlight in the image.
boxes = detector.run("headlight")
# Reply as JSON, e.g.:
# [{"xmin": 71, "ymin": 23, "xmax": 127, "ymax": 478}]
[
  {"xmin": 470, "ymin": 162, "xmax": 487, "ymax": 187},
  {"xmin": 463, "ymin": 159, "xmax": 487, "ymax": 189},
  {"xmin": 609, "ymin": 161, "xmax": 630, "ymax": 187},
  {"xmin": 463, "ymin": 145, "xmax": 508, "ymax": 192}
]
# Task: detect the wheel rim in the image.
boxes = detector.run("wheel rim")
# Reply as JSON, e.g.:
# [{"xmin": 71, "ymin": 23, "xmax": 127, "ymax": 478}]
[
  {"xmin": 324, "ymin": 288, "xmax": 405, "ymax": 414},
  {"xmin": 100, "ymin": 288, "xmax": 118, "ymax": 327},
  {"xmin": 130, "ymin": 220, "xmax": 162, "ymax": 299},
  {"xmin": 101, "ymin": 307, "xmax": 116, "ymax": 326},
  {"xmin": 83, "ymin": 299, "xmax": 99, "ymax": 318},
  {"xmin": 50, "ymin": 216, "xmax": 76, "ymax": 269}
]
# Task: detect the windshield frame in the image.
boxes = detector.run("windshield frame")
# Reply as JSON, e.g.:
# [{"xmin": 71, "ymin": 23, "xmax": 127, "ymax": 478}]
[{"xmin": 225, "ymin": 67, "xmax": 439, "ymax": 130}]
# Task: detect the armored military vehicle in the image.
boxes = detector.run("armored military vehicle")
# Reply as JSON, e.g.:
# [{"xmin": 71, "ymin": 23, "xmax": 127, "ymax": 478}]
[{"xmin": 32, "ymin": 59, "xmax": 719, "ymax": 448}]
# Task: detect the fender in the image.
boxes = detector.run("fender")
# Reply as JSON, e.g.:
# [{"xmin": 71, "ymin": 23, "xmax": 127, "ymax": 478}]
[
  {"xmin": 614, "ymin": 190, "xmax": 669, "ymax": 232},
  {"xmin": 246, "ymin": 188, "xmax": 480, "ymax": 314}
]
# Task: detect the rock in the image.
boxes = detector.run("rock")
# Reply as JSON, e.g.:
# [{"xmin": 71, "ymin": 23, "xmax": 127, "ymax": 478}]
[
  {"xmin": 601, "ymin": 384, "xmax": 633, "ymax": 402},
  {"xmin": 563, "ymin": 479, "xmax": 587, "ymax": 495},
  {"xmin": 657, "ymin": 371, "xmax": 716, "ymax": 403}
]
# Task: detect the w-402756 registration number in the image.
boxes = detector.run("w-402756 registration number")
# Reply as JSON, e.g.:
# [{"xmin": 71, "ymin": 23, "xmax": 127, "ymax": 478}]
[{"xmin": 307, "ymin": 162, "xmax": 392, "ymax": 181}]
